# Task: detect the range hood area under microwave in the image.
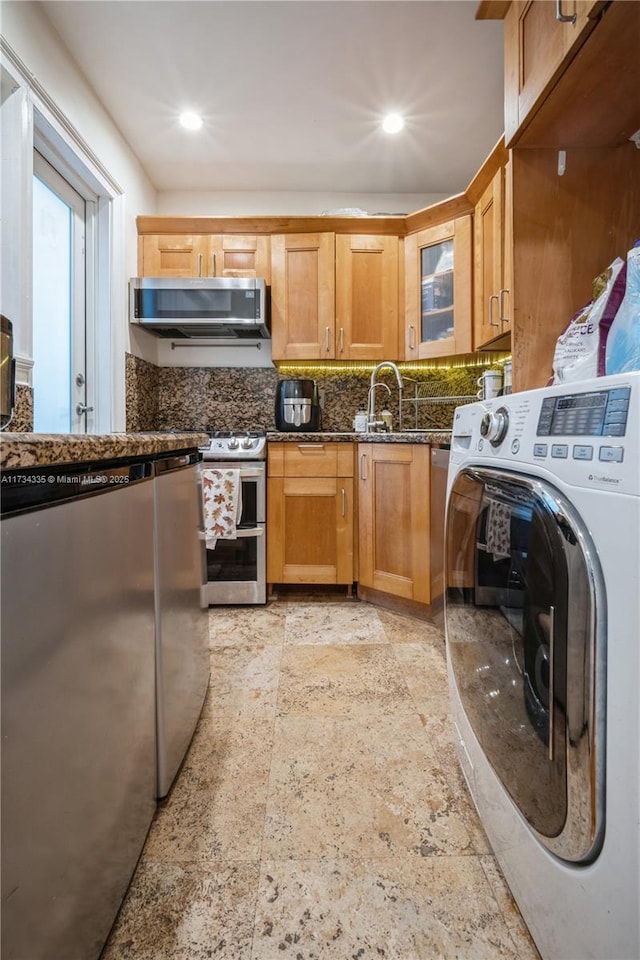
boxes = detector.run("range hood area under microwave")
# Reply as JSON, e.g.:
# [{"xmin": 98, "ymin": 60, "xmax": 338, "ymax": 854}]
[{"xmin": 129, "ymin": 277, "xmax": 270, "ymax": 340}]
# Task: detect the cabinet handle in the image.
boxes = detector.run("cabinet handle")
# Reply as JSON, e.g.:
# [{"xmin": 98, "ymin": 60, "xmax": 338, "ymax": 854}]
[
  {"xmin": 339, "ymin": 327, "xmax": 344, "ymax": 353},
  {"xmin": 555, "ymin": 0, "xmax": 576, "ymax": 23},
  {"xmin": 408, "ymin": 323, "xmax": 416, "ymax": 351},
  {"xmin": 211, "ymin": 252, "xmax": 216, "ymax": 277},
  {"xmin": 360, "ymin": 453, "xmax": 368, "ymax": 481},
  {"xmin": 197, "ymin": 253, "xmax": 203, "ymax": 277},
  {"xmin": 325, "ymin": 326, "xmax": 331, "ymax": 353},
  {"xmin": 488, "ymin": 294, "xmax": 500, "ymax": 328},
  {"xmin": 498, "ymin": 288, "xmax": 510, "ymax": 324},
  {"xmin": 341, "ymin": 488, "xmax": 346, "ymax": 517}
]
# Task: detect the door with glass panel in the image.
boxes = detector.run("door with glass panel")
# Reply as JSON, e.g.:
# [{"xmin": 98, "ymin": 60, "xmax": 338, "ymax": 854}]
[
  {"xmin": 404, "ymin": 216, "xmax": 473, "ymax": 360},
  {"xmin": 33, "ymin": 152, "xmax": 91, "ymax": 433}
]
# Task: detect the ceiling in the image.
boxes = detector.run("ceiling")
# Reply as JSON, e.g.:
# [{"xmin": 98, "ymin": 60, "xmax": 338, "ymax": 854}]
[{"xmin": 38, "ymin": 0, "xmax": 505, "ymax": 200}]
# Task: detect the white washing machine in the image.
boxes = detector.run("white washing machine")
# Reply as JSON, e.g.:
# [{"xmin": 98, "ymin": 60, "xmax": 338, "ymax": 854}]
[{"xmin": 444, "ymin": 371, "xmax": 640, "ymax": 960}]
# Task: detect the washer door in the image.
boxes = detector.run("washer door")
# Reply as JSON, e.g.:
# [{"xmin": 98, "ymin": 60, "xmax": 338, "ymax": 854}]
[{"xmin": 445, "ymin": 467, "xmax": 605, "ymax": 863}]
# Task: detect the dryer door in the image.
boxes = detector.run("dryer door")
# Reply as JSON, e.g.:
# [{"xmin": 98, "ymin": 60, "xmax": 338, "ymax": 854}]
[{"xmin": 445, "ymin": 467, "xmax": 605, "ymax": 863}]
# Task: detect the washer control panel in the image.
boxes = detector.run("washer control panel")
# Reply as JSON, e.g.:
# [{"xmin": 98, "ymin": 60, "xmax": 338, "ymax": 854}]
[
  {"xmin": 536, "ymin": 386, "xmax": 630, "ymax": 438},
  {"xmin": 449, "ymin": 372, "xmax": 639, "ymax": 496}
]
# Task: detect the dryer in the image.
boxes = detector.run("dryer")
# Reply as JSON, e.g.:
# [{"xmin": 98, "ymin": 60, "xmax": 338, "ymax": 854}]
[{"xmin": 444, "ymin": 372, "xmax": 640, "ymax": 960}]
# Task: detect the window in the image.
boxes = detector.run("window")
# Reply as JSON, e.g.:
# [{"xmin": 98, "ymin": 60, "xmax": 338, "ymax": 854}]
[{"xmin": 33, "ymin": 152, "xmax": 91, "ymax": 433}]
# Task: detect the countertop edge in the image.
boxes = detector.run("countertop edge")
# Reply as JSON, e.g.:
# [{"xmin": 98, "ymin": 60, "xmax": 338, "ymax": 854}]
[
  {"xmin": 266, "ymin": 431, "xmax": 452, "ymax": 445},
  {"xmin": 0, "ymin": 432, "xmax": 210, "ymax": 471}
]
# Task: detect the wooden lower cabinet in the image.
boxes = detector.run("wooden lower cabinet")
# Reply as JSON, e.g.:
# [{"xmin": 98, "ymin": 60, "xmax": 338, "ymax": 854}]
[
  {"xmin": 357, "ymin": 443, "xmax": 431, "ymax": 603},
  {"xmin": 267, "ymin": 442, "xmax": 354, "ymax": 585}
]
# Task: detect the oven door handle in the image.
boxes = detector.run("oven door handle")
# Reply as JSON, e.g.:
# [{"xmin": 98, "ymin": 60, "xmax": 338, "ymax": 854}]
[
  {"xmin": 201, "ymin": 464, "xmax": 265, "ymax": 479},
  {"xmin": 238, "ymin": 467, "xmax": 265, "ymax": 479},
  {"xmin": 200, "ymin": 526, "xmax": 264, "ymax": 541}
]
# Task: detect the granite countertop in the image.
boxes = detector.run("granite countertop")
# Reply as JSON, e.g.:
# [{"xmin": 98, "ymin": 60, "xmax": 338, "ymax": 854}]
[
  {"xmin": 267, "ymin": 430, "xmax": 452, "ymax": 445},
  {"xmin": 0, "ymin": 432, "xmax": 209, "ymax": 471}
]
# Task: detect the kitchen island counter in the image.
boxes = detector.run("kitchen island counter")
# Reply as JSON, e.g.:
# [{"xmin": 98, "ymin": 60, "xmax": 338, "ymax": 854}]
[
  {"xmin": 0, "ymin": 431, "xmax": 209, "ymax": 471},
  {"xmin": 267, "ymin": 430, "xmax": 451, "ymax": 445}
]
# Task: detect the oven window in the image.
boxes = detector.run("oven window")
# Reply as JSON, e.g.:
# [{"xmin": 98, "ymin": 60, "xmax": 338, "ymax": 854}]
[
  {"xmin": 238, "ymin": 480, "xmax": 257, "ymax": 528},
  {"xmin": 445, "ymin": 469, "xmax": 596, "ymax": 840},
  {"xmin": 207, "ymin": 537, "xmax": 258, "ymax": 583}
]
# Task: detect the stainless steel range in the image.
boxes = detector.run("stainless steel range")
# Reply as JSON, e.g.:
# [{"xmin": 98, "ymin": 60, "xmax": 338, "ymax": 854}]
[{"xmin": 199, "ymin": 430, "xmax": 266, "ymax": 605}]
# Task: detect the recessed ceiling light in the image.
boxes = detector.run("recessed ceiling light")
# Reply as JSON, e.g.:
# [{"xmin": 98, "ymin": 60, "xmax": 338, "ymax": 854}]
[
  {"xmin": 382, "ymin": 113, "xmax": 405, "ymax": 134},
  {"xmin": 179, "ymin": 111, "xmax": 203, "ymax": 131}
]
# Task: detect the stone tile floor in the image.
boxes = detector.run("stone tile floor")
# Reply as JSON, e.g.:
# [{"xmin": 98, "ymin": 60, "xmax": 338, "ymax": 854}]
[{"xmin": 101, "ymin": 598, "xmax": 541, "ymax": 960}]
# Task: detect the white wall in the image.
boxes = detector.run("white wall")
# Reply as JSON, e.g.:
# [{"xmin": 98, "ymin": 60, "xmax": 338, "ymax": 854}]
[
  {"xmin": 2, "ymin": 1, "xmax": 156, "ymax": 279},
  {"xmin": 1, "ymin": 0, "xmax": 159, "ymax": 382},
  {"xmin": 156, "ymin": 190, "xmax": 449, "ymax": 218},
  {"xmin": 1, "ymin": 2, "xmax": 451, "ymax": 386}
]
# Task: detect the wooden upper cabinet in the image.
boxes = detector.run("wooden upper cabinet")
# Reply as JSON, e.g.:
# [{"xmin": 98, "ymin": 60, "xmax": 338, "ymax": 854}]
[
  {"xmin": 139, "ymin": 233, "xmax": 270, "ymax": 279},
  {"xmin": 271, "ymin": 233, "xmax": 401, "ymax": 361},
  {"xmin": 139, "ymin": 235, "xmax": 209, "ymax": 276},
  {"xmin": 209, "ymin": 235, "xmax": 271, "ymax": 282},
  {"xmin": 404, "ymin": 216, "xmax": 472, "ymax": 360},
  {"xmin": 270, "ymin": 233, "xmax": 336, "ymax": 360},
  {"xmin": 474, "ymin": 164, "xmax": 512, "ymax": 350},
  {"xmin": 335, "ymin": 235, "xmax": 399, "ymax": 361},
  {"xmin": 504, "ymin": 0, "xmax": 603, "ymax": 144}
]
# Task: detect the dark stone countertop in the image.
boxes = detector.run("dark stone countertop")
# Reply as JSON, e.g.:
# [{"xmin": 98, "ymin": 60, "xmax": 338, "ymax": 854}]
[
  {"xmin": 266, "ymin": 430, "xmax": 451, "ymax": 445},
  {"xmin": 0, "ymin": 432, "xmax": 209, "ymax": 470}
]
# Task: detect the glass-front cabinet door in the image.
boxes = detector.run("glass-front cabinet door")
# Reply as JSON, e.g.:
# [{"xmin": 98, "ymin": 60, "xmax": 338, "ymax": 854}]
[{"xmin": 404, "ymin": 216, "xmax": 472, "ymax": 359}]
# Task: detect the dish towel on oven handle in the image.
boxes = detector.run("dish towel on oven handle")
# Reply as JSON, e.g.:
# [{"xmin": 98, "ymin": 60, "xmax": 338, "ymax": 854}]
[{"xmin": 202, "ymin": 468, "xmax": 243, "ymax": 549}]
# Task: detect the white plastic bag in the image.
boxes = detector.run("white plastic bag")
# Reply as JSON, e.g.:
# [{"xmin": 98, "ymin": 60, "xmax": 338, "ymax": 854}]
[
  {"xmin": 605, "ymin": 241, "xmax": 640, "ymax": 375},
  {"xmin": 551, "ymin": 258, "xmax": 626, "ymax": 384}
]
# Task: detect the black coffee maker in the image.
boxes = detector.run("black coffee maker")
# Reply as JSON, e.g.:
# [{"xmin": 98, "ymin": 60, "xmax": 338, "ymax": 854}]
[{"xmin": 275, "ymin": 378, "xmax": 322, "ymax": 432}]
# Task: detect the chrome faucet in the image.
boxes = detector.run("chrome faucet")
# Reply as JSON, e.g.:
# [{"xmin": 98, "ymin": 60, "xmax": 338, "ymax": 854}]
[{"xmin": 367, "ymin": 361, "xmax": 404, "ymax": 431}]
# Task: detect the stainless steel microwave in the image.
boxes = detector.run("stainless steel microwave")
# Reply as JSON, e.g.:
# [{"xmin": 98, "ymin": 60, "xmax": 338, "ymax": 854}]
[{"xmin": 129, "ymin": 277, "xmax": 269, "ymax": 339}]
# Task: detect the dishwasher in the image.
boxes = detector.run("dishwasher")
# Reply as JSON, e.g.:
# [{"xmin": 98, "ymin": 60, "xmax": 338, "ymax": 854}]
[
  {"xmin": 153, "ymin": 451, "xmax": 209, "ymax": 798},
  {"xmin": 1, "ymin": 457, "xmax": 157, "ymax": 960}
]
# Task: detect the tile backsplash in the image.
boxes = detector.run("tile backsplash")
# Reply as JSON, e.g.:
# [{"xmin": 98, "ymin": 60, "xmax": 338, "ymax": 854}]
[{"xmin": 126, "ymin": 354, "xmax": 485, "ymax": 433}]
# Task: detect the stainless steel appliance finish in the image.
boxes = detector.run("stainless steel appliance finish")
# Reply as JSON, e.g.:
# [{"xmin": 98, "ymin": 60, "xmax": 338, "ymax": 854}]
[
  {"xmin": 200, "ymin": 431, "xmax": 267, "ymax": 604},
  {"xmin": 1, "ymin": 459, "xmax": 156, "ymax": 960},
  {"xmin": 429, "ymin": 445, "xmax": 450, "ymax": 622},
  {"xmin": 153, "ymin": 451, "xmax": 209, "ymax": 798},
  {"xmin": 129, "ymin": 276, "xmax": 269, "ymax": 340},
  {"xmin": 0, "ymin": 314, "xmax": 16, "ymax": 429}
]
